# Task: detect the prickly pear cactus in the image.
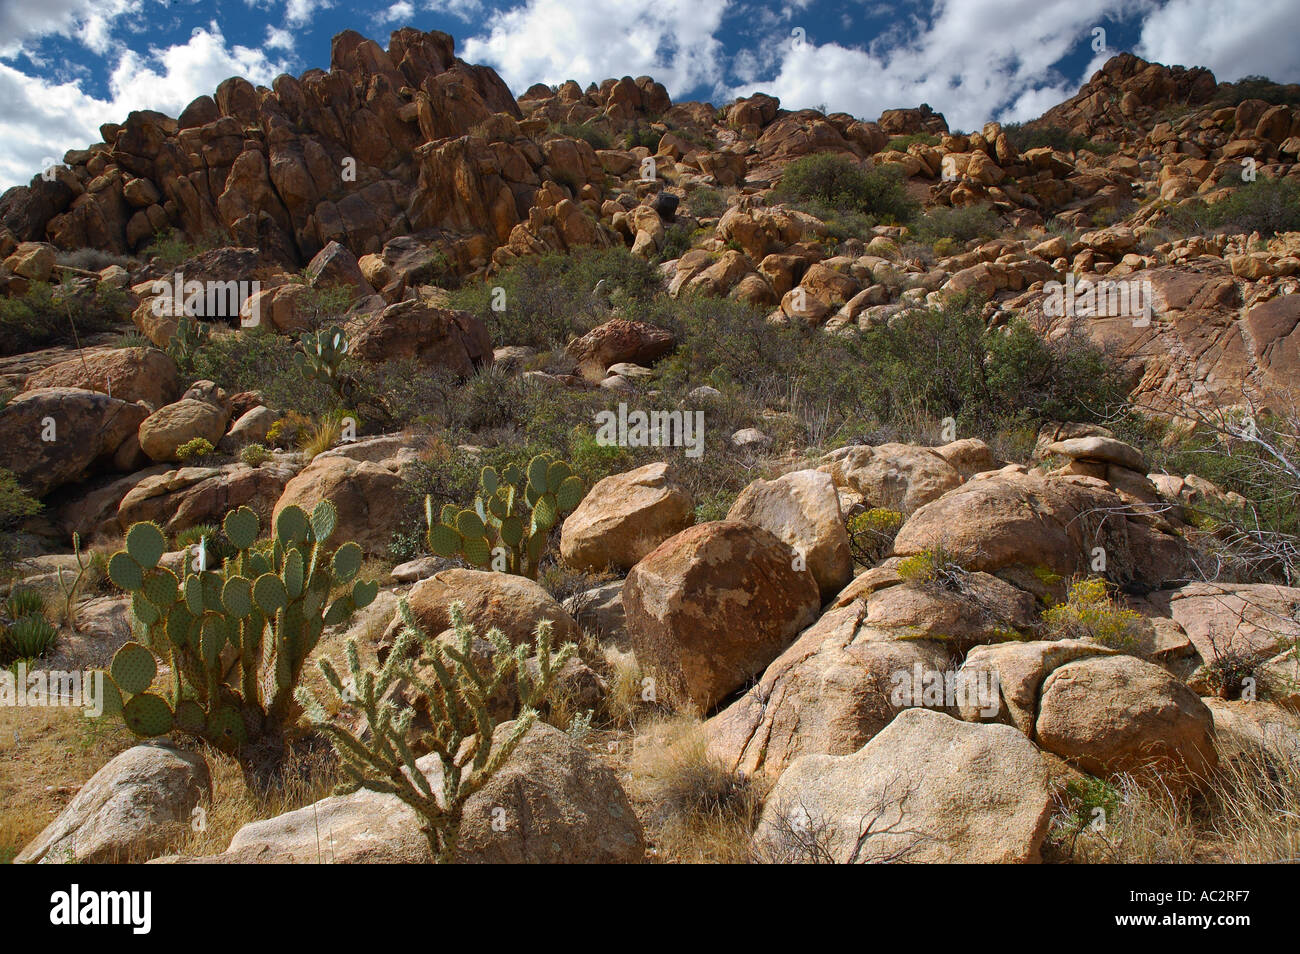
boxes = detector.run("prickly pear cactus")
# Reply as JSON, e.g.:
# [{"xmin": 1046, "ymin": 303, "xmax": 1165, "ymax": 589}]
[
  {"xmin": 96, "ymin": 501, "xmax": 377, "ymax": 756},
  {"xmin": 425, "ymin": 454, "xmax": 585, "ymax": 579},
  {"xmin": 294, "ymin": 325, "xmax": 350, "ymax": 389}
]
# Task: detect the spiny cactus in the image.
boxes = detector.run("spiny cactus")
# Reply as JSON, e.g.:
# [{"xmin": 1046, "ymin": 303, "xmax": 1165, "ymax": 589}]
[
  {"xmin": 425, "ymin": 454, "xmax": 584, "ymax": 579},
  {"xmin": 298, "ymin": 599, "xmax": 575, "ymax": 863},
  {"xmin": 97, "ymin": 502, "xmax": 378, "ymax": 760},
  {"xmin": 294, "ymin": 325, "xmax": 350, "ymax": 391},
  {"xmin": 166, "ymin": 311, "xmax": 209, "ymax": 367}
]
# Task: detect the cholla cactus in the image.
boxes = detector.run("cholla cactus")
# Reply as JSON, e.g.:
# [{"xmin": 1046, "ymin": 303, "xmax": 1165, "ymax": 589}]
[
  {"xmin": 98, "ymin": 502, "xmax": 378, "ymax": 759},
  {"xmin": 425, "ymin": 455, "xmax": 584, "ymax": 579},
  {"xmin": 298, "ymin": 599, "xmax": 575, "ymax": 863},
  {"xmin": 294, "ymin": 325, "xmax": 350, "ymax": 389}
]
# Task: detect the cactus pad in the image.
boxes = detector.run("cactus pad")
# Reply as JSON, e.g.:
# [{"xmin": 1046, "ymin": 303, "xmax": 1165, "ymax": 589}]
[
  {"xmin": 222, "ymin": 507, "xmax": 260, "ymax": 550},
  {"xmin": 108, "ymin": 552, "xmax": 144, "ymax": 591},
  {"xmin": 125, "ymin": 522, "xmax": 166, "ymax": 569},
  {"xmin": 123, "ymin": 692, "xmax": 174, "ymax": 737},
  {"xmin": 111, "ymin": 642, "xmax": 157, "ymax": 695}
]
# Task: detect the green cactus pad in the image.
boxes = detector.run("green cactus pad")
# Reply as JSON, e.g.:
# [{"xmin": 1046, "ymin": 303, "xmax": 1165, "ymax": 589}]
[
  {"xmin": 502, "ymin": 463, "xmax": 523, "ymax": 486},
  {"xmin": 166, "ymin": 604, "xmax": 195, "ymax": 648},
  {"xmin": 253, "ymin": 573, "xmax": 288, "ymax": 614},
  {"xmin": 457, "ymin": 509, "xmax": 486, "ymax": 539},
  {"xmin": 481, "ymin": 466, "xmax": 499, "ymax": 496},
  {"xmin": 440, "ymin": 503, "xmax": 459, "ymax": 526},
  {"xmin": 556, "ymin": 475, "xmax": 584, "ymax": 512},
  {"xmin": 183, "ymin": 575, "xmax": 204, "ymax": 615},
  {"xmin": 125, "ymin": 522, "xmax": 166, "ymax": 569},
  {"xmin": 310, "ymin": 500, "xmax": 337, "ymax": 542},
  {"xmin": 206, "ymin": 706, "xmax": 247, "ymax": 751},
  {"xmin": 352, "ymin": 579, "xmax": 378, "ymax": 609},
  {"xmin": 131, "ymin": 593, "xmax": 160, "ymax": 627},
  {"xmin": 427, "ymin": 522, "xmax": 460, "ymax": 557},
  {"xmin": 95, "ymin": 676, "xmax": 124, "ymax": 718},
  {"xmin": 526, "ymin": 528, "xmax": 546, "ymax": 564},
  {"xmin": 526, "ymin": 455, "xmax": 548, "ymax": 490},
  {"xmin": 332, "ymin": 542, "xmax": 363, "ymax": 581},
  {"xmin": 323, "ymin": 596, "xmax": 353, "ymax": 626},
  {"xmin": 284, "ymin": 549, "xmax": 305, "ymax": 599},
  {"xmin": 222, "ymin": 576, "xmax": 253, "ymax": 617},
  {"xmin": 533, "ymin": 493, "xmax": 558, "ymax": 531},
  {"xmin": 462, "ymin": 535, "xmax": 492, "ymax": 567},
  {"xmin": 546, "ymin": 460, "xmax": 571, "ymax": 492},
  {"xmin": 108, "ymin": 551, "xmax": 144, "ymax": 592},
  {"xmin": 488, "ymin": 493, "xmax": 509, "ymax": 520},
  {"xmin": 524, "ymin": 481, "xmax": 541, "ymax": 508},
  {"xmin": 174, "ymin": 699, "xmax": 207, "ymax": 734},
  {"xmin": 142, "ymin": 567, "xmax": 179, "ymax": 607},
  {"xmin": 110, "ymin": 642, "xmax": 157, "ymax": 695},
  {"xmin": 122, "ymin": 692, "xmax": 174, "ymax": 737},
  {"xmin": 200, "ymin": 617, "xmax": 226, "ymax": 668},
  {"xmin": 275, "ymin": 506, "xmax": 310, "ymax": 545},
  {"xmin": 222, "ymin": 507, "xmax": 260, "ymax": 551},
  {"xmin": 499, "ymin": 514, "xmax": 524, "ymax": 547}
]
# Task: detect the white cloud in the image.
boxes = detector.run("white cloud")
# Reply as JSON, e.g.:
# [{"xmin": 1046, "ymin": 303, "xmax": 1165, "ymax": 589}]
[
  {"xmin": 461, "ymin": 0, "xmax": 730, "ymax": 98},
  {"xmin": 285, "ymin": 0, "xmax": 335, "ymax": 28},
  {"xmin": 730, "ymin": 0, "xmax": 1156, "ymax": 131},
  {"xmin": 265, "ymin": 26, "xmax": 296, "ymax": 50},
  {"xmin": 373, "ymin": 1, "xmax": 416, "ymax": 26},
  {"xmin": 1135, "ymin": 0, "xmax": 1300, "ymax": 83},
  {"xmin": 0, "ymin": 0, "xmax": 144, "ymax": 58},
  {"xmin": 0, "ymin": 28, "xmax": 292, "ymax": 190}
]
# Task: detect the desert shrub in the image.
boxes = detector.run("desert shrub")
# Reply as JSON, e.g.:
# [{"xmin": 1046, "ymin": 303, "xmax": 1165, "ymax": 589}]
[
  {"xmin": 550, "ymin": 122, "xmax": 611, "ymax": 150},
  {"xmin": 886, "ymin": 132, "xmax": 940, "ymax": 152},
  {"xmin": 1002, "ymin": 123, "xmax": 1118, "ymax": 156},
  {"xmin": 687, "ymin": 186, "xmax": 727, "ymax": 218},
  {"xmin": 142, "ymin": 229, "xmax": 221, "ymax": 268},
  {"xmin": 623, "ymin": 125, "xmax": 662, "ymax": 151},
  {"xmin": 1200, "ymin": 177, "xmax": 1300, "ymax": 237},
  {"xmin": 175, "ymin": 437, "xmax": 216, "ymax": 462},
  {"xmin": 0, "ymin": 468, "xmax": 40, "ymax": 568},
  {"xmin": 187, "ymin": 327, "xmax": 336, "ymax": 416},
  {"xmin": 847, "ymin": 508, "xmax": 904, "ymax": 566},
  {"xmin": 0, "ymin": 280, "xmax": 128, "ymax": 355},
  {"xmin": 911, "ymin": 203, "xmax": 1000, "ymax": 245},
  {"xmin": 896, "ymin": 544, "xmax": 968, "ymax": 589},
  {"xmin": 55, "ymin": 248, "xmax": 131, "ymax": 271},
  {"xmin": 655, "ymin": 224, "xmax": 694, "ymax": 262},
  {"xmin": 300, "ymin": 600, "xmax": 575, "ymax": 862},
  {"xmin": 240, "ymin": 443, "xmax": 271, "ymax": 466},
  {"xmin": 0, "ymin": 587, "xmax": 55, "ymax": 665},
  {"xmin": 773, "ymin": 153, "xmax": 918, "ymax": 225},
  {"xmin": 446, "ymin": 246, "xmax": 663, "ymax": 349},
  {"xmin": 1042, "ymin": 577, "xmax": 1144, "ymax": 651},
  {"xmin": 1213, "ymin": 75, "xmax": 1300, "ymax": 107}
]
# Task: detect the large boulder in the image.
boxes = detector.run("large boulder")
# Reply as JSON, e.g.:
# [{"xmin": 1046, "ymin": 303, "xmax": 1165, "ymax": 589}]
[
  {"xmin": 273, "ymin": 454, "xmax": 404, "ymax": 555},
  {"xmin": 17, "ymin": 743, "xmax": 210, "ymax": 864},
  {"xmin": 705, "ymin": 601, "xmax": 951, "ymax": 781},
  {"xmin": 622, "ymin": 521, "xmax": 821, "ymax": 712},
  {"xmin": 0, "ymin": 387, "xmax": 149, "ymax": 496},
  {"xmin": 753, "ymin": 709, "xmax": 1053, "ymax": 863},
  {"xmin": 391, "ymin": 568, "xmax": 580, "ymax": 651},
  {"xmin": 820, "ymin": 442, "xmax": 963, "ymax": 513},
  {"xmin": 565, "ymin": 319, "xmax": 675, "ymax": 382},
  {"xmin": 137, "ymin": 398, "xmax": 229, "ymax": 462},
  {"xmin": 727, "ymin": 469, "xmax": 852, "ymax": 601},
  {"xmin": 955, "ymin": 639, "xmax": 1117, "ymax": 734},
  {"xmin": 214, "ymin": 722, "xmax": 643, "ymax": 863},
  {"xmin": 347, "ymin": 300, "xmax": 492, "ymax": 376},
  {"xmin": 24, "ymin": 347, "xmax": 180, "ymax": 410},
  {"xmin": 1035, "ymin": 654, "xmax": 1217, "ymax": 782},
  {"xmin": 117, "ymin": 462, "xmax": 296, "ymax": 534},
  {"xmin": 559, "ymin": 462, "xmax": 694, "ymax": 572},
  {"xmin": 892, "ymin": 469, "xmax": 1191, "ymax": 589}
]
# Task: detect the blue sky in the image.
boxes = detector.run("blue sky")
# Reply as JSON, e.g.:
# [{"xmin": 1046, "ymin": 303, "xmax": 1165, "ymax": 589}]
[{"xmin": 2, "ymin": 0, "xmax": 1298, "ymax": 189}]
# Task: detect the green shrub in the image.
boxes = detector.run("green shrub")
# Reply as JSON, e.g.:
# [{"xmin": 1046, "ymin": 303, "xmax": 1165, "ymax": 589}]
[
  {"xmin": 773, "ymin": 153, "xmax": 918, "ymax": 225},
  {"xmin": 551, "ymin": 122, "xmax": 611, "ymax": 150},
  {"xmin": 1213, "ymin": 75, "xmax": 1300, "ymax": 107},
  {"xmin": 0, "ymin": 614, "xmax": 57, "ymax": 665},
  {"xmin": 240, "ymin": 443, "xmax": 271, "ymax": 466},
  {"xmin": 142, "ymin": 229, "xmax": 221, "ymax": 269},
  {"xmin": 623, "ymin": 125, "xmax": 662, "ymax": 151},
  {"xmin": 911, "ymin": 204, "xmax": 1000, "ymax": 245},
  {"xmin": 687, "ymin": 187, "xmax": 727, "ymax": 218},
  {"xmin": 0, "ymin": 280, "xmax": 128, "ymax": 355},
  {"xmin": 175, "ymin": 437, "xmax": 216, "ymax": 462},
  {"xmin": 1042, "ymin": 578, "xmax": 1144, "ymax": 651},
  {"xmin": 1001, "ymin": 123, "xmax": 1118, "ymax": 156},
  {"xmin": 886, "ymin": 133, "xmax": 940, "ymax": 152},
  {"xmin": 1200, "ymin": 178, "xmax": 1300, "ymax": 237},
  {"xmin": 0, "ymin": 468, "xmax": 40, "ymax": 567},
  {"xmin": 847, "ymin": 508, "xmax": 904, "ymax": 566}
]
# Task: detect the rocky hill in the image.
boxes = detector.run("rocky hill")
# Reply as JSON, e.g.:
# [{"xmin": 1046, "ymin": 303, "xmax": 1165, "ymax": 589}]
[{"xmin": 1, "ymin": 28, "xmax": 1299, "ymax": 866}]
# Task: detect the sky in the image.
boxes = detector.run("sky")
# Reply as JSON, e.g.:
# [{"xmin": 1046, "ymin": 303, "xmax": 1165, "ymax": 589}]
[{"xmin": 0, "ymin": 0, "xmax": 1297, "ymax": 190}]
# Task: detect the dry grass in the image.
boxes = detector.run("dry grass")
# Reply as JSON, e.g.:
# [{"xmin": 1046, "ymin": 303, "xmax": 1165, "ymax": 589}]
[
  {"xmin": 628, "ymin": 715, "xmax": 761, "ymax": 863},
  {"xmin": 0, "ymin": 705, "xmax": 134, "ymax": 862},
  {"xmin": 1048, "ymin": 740, "xmax": 1300, "ymax": 863}
]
